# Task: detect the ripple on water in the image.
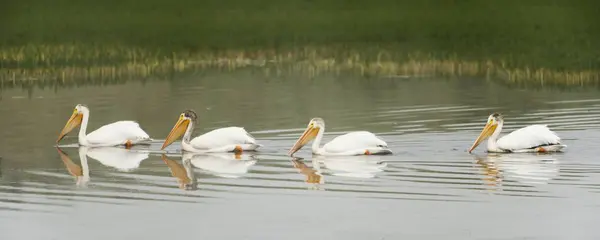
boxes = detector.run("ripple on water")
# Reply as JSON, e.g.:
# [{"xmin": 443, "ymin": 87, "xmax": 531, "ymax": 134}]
[
  {"xmin": 2, "ymin": 142, "xmax": 598, "ymax": 215},
  {"xmin": 1, "ymin": 99, "xmax": 600, "ymax": 214}
]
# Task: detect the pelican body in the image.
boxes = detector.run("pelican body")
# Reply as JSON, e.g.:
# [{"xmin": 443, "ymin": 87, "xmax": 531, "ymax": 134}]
[
  {"xmin": 468, "ymin": 113, "xmax": 566, "ymax": 153},
  {"xmin": 288, "ymin": 118, "xmax": 392, "ymax": 156},
  {"xmin": 57, "ymin": 104, "xmax": 152, "ymax": 148},
  {"xmin": 161, "ymin": 110, "xmax": 261, "ymax": 153}
]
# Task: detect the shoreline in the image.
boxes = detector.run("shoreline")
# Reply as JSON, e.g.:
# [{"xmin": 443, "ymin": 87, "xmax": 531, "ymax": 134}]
[{"xmin": 1, "ymin": 45, "xmax": 599, "ymax": 89}]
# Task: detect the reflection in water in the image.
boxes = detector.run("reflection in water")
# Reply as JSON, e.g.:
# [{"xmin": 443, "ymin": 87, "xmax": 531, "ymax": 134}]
[
  {"xmin": 56, "ymin": 147, "xmax": 90, "ymax": 187},
  {"xmin": 474, "ymin": 153, "xmax": 560, "ymax": 190},
  {"xmin": 56, "ymin": 146, "xmax": 150, "ymax": 186},
  {"xmin": 186, "ymin": 152, "xmax": 257, "ymax": 179},
  {"xmin": 474, "ymin": 157, "xmax": 502, "ymax": 190},
  {"xmin": 315, "ymin": 155, "xmax": 387, "ymax": 179},
  {"xmin": 2, "ymin": 73, "xmax": 600, "ymax": 239},
  {"xmin": 82, "ymin": 146, "xmax": 149, "ymax": 172},
  {"xmin": 161, "ymin": 154, "xmax": 197, "ymax": 190},
  {"xmin": 291, "ymin": 155, "xmax": 388, "ymax": 189},
  {"xmin": 291, "ymin": 158, "xmax": 324, "ymax": 186}
]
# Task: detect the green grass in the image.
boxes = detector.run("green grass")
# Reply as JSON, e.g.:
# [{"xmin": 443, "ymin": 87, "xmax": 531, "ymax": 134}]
[
  {"xmin": 1, "ymin": 46, "xmax": 598, "ymax": 90},
  {"xmin": 1, "ymin": 0, "xmax": 600, "ymax": 87}
]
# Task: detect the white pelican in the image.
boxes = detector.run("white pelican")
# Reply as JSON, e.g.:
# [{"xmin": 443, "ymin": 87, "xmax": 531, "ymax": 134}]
[
  {"xmin": 161, "ymin": 110, "xmax": 261, "ymax": 153},
  {"xmin": 468, "ymin": 113, "xmax": 567, "ymax": 153},
  {"xmin": 56, "ymin": 104, "xmax": 152, "ymax": 148},
  {"xmin": 288, "ymin": 118, "xmax": 392, "ymax": 156}
]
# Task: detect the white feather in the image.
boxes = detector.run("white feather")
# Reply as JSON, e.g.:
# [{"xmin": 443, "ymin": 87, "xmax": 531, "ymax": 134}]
[
  {"xmin": 496, "ymin": 125, "xmax": 562, "ymax": 151},
  {"xmin": 189, "ymin": 127, "xmax": 257, "ymax": 150},
  {"xmin": 85, "ymin": 121, "xmax": 151, "ymax": 146},
  {"xmin": 323, "ymin": 131, "xmax": 388, "ymax": 153}
]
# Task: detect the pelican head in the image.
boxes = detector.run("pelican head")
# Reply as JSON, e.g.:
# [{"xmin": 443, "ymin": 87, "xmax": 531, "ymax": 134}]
[
  {"xmin": 468, "ymin": 113, "xmax": 503, "ymax": 153},
  {"xmin": 288, "ymin": 117, "xmax": 324, "ymax": 156},
  {"xmin": 162, "ymin": 110, "xmax": 197, "ymax": 150},
  {"xmin": 57, "ymin": 104, "xmax": 89, "ymax": 143}
]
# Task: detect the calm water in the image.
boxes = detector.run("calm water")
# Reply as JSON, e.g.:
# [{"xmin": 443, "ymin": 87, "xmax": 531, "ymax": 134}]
[{"xmin": 1, "ymin": 71, "xmax": 599, "ymax": 240}]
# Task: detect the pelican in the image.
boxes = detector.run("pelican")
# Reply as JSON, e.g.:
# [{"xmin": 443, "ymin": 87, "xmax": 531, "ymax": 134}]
[
  {"xmin": 468, "ymin": 113, "xmax": 567, "ymax": 153},
  {"xmin": 288, "ymin": 118, "xmax": 392, "ymax": 156},
  {"xmin": 56, "ymin": 104, "xmax": 152, "ymax": 148},
  {"xmin": 161, "ymin": 110, "xmax": 261, "ymax": 153}
]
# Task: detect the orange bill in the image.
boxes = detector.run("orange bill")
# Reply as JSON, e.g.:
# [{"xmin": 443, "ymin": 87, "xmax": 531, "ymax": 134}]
[
  {"xmin": 161, "ymin": 117, "xmax": 190, "ymax": 150},
  {"xmin": 56, "ymin": 110, "xmax": 83, "ymax": 143},
  {"xmin": 468, "ymin": 123, "xmax": 497, "ymax": 153},
  {"xmin": 288, "ymin": 126, "xmax": 319, "ymax": 156}
]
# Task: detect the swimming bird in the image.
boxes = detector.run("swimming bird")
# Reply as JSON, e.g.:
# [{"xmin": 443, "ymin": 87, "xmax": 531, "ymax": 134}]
[
  {"xmin": 56, "ymin": 104, "xmax": 152, "ymax": 148},
  {"xmin": 161, "ymin": 110, "xmax": 261, "ymax": 153},
  {"xmin": 288, "ymin": 118, "xmax": 392, "ymax": 156},
  {"xmin": 468, "ymin": 113, "xmax": 566, "ymax": 153}
]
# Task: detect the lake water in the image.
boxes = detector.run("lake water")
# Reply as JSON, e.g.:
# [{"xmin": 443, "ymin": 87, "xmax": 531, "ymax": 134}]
[{"xmin": 0, "ymin": 70, "xmax": 599, "ymax": 240}]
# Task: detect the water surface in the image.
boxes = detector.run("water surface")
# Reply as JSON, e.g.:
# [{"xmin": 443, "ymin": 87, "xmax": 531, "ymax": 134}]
[{"xmin": 1, "ymin": 71, "xmax": 599, "ymax": 240}]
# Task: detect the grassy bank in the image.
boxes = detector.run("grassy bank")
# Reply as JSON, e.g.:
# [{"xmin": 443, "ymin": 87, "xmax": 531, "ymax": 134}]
[
  {"xmin": 1, "ymin": 45, "xmax": 598, "ymax": 90},
  {"xmin": 2, "ymin": 0, "xmax": 600, "ymax": 87}
]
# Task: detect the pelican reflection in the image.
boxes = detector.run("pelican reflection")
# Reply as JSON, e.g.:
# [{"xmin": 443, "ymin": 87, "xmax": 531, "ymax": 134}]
[
  {"xmin": 291, "ymin": 158, "xmax": 324, "ymax": 185},
  {"xmin": 315, "ymin": 155, "xmax": 387, "ymax": 179},
  {"xmin": 186, "ymin": 152, "xmax": 257, "ymax": 178},
  {"xmin": 56, "ymin": 147, "xmax": 90, "ymax": 187},
  {"xmin": 474, "ymin": 153, "xmax": 560, "ymax": 187},
  {"xmin": 82, "ymin": 146, "xmax": 149, "ymax": 172},
  {"xmin": 161, "ymin": 154, "xmax": 197, "ymax": 190}
]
